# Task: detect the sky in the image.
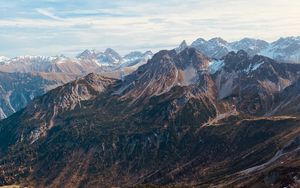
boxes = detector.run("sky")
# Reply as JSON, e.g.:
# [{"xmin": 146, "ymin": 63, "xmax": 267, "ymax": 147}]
[{"xmin": 0, "ymin": 0, "xmax": 300, "ymax": 57}]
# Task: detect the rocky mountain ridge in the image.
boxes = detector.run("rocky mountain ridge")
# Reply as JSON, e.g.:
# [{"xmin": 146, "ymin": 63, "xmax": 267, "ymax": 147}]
[
  {"xmin": 0, "ymin": 49, "xmax": 153, "ymax": 119},
  {"xmin": 0, "ymin": 48, "xmax": 300, "ymax": 187}
]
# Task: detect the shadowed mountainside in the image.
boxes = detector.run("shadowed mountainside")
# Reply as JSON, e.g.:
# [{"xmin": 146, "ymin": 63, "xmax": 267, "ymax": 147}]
[{"xmin": 0, "ymin": 48, "xmax": 300, "ymax": 187}]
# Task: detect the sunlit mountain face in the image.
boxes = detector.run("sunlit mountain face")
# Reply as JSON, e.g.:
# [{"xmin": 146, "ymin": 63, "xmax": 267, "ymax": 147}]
[{"xmin": 0, "ymin": 0, "xmax": 300, "ymax": 187}]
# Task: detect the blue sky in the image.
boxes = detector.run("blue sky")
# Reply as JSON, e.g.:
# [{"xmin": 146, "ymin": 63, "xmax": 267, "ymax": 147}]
[{"xmin": 0, "ymin": 0, "xmax": 300, "ymax": 57}]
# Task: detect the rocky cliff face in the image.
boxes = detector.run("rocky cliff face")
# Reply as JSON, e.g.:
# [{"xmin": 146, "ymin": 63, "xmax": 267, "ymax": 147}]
[
  {"xmin": 211, "ymin": 50, "xmax": 300, "ymax": 115},
  {"xmin": 268, "ymin": 78, "xmax": 300, "ymax": 116},
  {"xmin": 0, "ymin": 48, "xmax": 300, "ymax": 187}
]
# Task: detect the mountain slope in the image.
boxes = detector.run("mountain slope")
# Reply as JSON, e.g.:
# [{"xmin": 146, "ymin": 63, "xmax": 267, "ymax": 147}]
[
  {"xmin": 0, "ymin": 48, "xmax": 300, "ymax": 187},
  {"xmin": 0, "ymin": 72, "xmax": 78, "ymax": 119},
  {"xmin": 0, "ymin": 49, "xmax": 152, "ymax": 119},
  {"xmin": 268, "ymin": 77, "xmax": 300, "ymax": 116},
  {"xmin": 211, "ymin": 50, "xmax": 300, "ymax": 115},
  {"xmin": 191, "ymin": 37, "xmax": 232, "ymax": 59},
  {"xmin": 261, "ymin": 36, "xmax": 300, "ymax": 63}
]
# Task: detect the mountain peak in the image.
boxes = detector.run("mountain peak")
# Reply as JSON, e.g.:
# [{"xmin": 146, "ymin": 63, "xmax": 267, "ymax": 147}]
[
  {"xmin": 0, "ymin": 56, "xmax": 9, "ymax": 60},
  {"xmin": 238, "ymin": 37, "xmax": 268, "ymax": 44},
  {"xmin": 118, "ymin": 48, "xmax": 213, "ymax": 100},
  {"xmin": 103, "ymin": 48, "xmax": 122, "ymax": 61},
  {"xmin": 20, "ymin": 73, "xmax": 117, "ymax": 142},
  {"xmin": 76, "ymin": 49, "xmax": 96, "ymax": 59},
  {"xmin": 175, "ymin": 40, "xmax": 188, "ymax": 53},
  {"xmin": 191, "ymin": 38, "xmax": 207, "ymax": 45},
  {"xmin": 0, "ymin": 56, "xmax": 10, "ymax": 64},
  {"xmin": 124, "ymin": 51, "xmax": 144, "ymax": 58},
  {"xmin": 208, "ymin": 37, "xmax": 228, "ymax": 45},
  {"xmin": 236, "ymin": 49, "xmax": 249, "ymax": 57},
  {"xmin": 180, "ymin": 40, "xmax": 188, "ymax": 46},
  {"xmin": 104, "ymin": 48, "xmax": 120, "ymax": 56}
]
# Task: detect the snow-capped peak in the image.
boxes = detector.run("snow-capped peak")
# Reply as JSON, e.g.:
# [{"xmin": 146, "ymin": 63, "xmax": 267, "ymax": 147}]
[
  {"xmin": 8, "ymin": 56, "xmax": 56, "ymax": 65},
  {"xmin": 0, "ymin": 56, "xmax": 10, "ymax": 64},
  {"xmin": 209, "ymin": 59, "xmax": 224, "ymax": 74},
  {"xmin": 190, "ymin": 36, "xmax": 300, "ymax": 63},
  {"xmin": 76, "ymin": 49, "xmax": 98, "ymax": 59},
  {"xmin": 104, "ymin": 48, "xmax": 121, "ymax": 58},
  {"xmin": 208, "ymin": 37, "xmax": 228, "ymax": 46},
  {"xmin": 260, "ymin": 36, "xmax": 300, "ymax": 63},
  {"xmin": 120, "ymin": 50, "xmax": 153, "ymax": 68},
  {"xmin": 191, "ymin": 38, "xmax": 207, "ymax": 46}
]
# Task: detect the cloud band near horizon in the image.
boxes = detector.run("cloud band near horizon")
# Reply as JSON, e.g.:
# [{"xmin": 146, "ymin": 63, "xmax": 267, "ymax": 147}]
[{"xmin": 0, "ymin": 0, "xmax": 299, "ymax": 57}]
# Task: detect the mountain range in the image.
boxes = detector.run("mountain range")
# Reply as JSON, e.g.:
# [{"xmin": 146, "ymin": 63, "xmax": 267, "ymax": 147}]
[
  {"xmin": 1, "ymin": 36, "xmax": 300, "ymax": 74},
  {"xmin": 0, "ymin": 49, "xmax": 153, "ymax": 74},
  {"xmin": 0, "ymin": 72, "xmax": 79, "ymax": 119},
  {"xmin": 190, "ymin": 36, "xmax": 300, "ymax": 63},
  {"xmin": 0, "ymin": 36, "xmax": 299, "ymax": 119},
  {"xmin": 2, "ymin": 36, "xmax": 299, "ymax": 120},
  {"xmin": 0, "ymin": 49, "xmax": 152, "ymax": 119},
  {"xmin": 0, "ymin": 44, "xmax": 300, "ymax": 187}
]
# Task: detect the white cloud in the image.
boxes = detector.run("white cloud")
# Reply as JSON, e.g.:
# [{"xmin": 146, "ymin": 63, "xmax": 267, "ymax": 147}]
[
  {"xmin": 36, "ymin": 8, "xmax": 64, "ymax": 21},
  {"xmin": 0, "ymin": 0, "xmax": 299, "ymax": 56}
]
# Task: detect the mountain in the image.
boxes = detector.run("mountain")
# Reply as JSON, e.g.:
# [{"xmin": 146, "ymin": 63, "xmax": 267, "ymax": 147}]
[
  {"xmin": 189, "ymin": 36, "xmax": 300, "ymax": 63},
  {"xmin": 175, "ymin": 40, "xmax": 188, "ymax": 53},
  {"xmin": 230, "ymin": 38, "xmax": 269, "ymax": 56},
  {"xmin": 76, "ymin": 48, "xmax": 122, "ymax": 66},
  {"xmin": 120, "ymin": 51, "xmax": 153, "ymax": 68},
  {"xmin": 261, "ymin": 36, "xmax": 300, "ymax": 63},
  {"xmin": 0, "ymin": 50, "xmax": 152, "ymax": 119},
  {"xmin": 0, "ymin": 71, "xmax": 78, "ymax": 119},
  {"xmin": 0, "ymin": 56, "xmax": 10, "ymax": 65},
  {"xmin": 0, "ymin": 48, "xmax": 300, "ymax": 187},
  {"xmin": 76, "ymin": 48, "xmax": 153, "ymax": 70},
  {"xmin": 1, "ymin": 36, "xmax": 298, "ymax": 119},
  {"xmin": 268, "ymin": 77, "xmax": 300, "ymax": 116},
  {"xmin": 191, "ymin": 37, "xmax": 232, "ymax": 59},
  {"xmin": 0, "ymin": 55, "xmax": 101, "ymax": 74},
  {"xmin": 0, "ymin": 49, "xmax": 153, "ymax": 75},
  {"xmin": 211, "ymin": 50, "xmax": 300, "ymax": 116}
]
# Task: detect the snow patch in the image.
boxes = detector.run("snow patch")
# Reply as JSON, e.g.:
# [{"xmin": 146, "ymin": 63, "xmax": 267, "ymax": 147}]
[
  {"xmin": 252, "ymin": 61, "xmax": 264, "ymax": 71},
  {"xmin": 209, "ymin": 60, "xmax": 224, "ymax": 74},
  {"xmin": 244, "ymin": 61, "xmax": 264, "ymax": 73},
  {"xmin": 0, "ymin": 56, "xmax": 10, "ymax": 64},
  {"xmin": 0, "ymin": 108, "xmax": 7, "ymax": 119}
]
